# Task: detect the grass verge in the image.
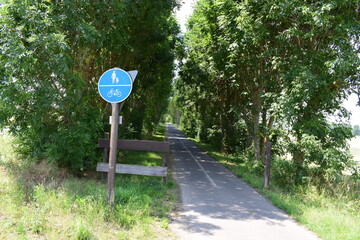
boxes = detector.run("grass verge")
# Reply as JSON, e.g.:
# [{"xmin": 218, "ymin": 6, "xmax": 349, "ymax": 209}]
[
  {"xmin": 0, "ymin": 125, "xmax": 178, "ymax": 240},
  {"xmin": 190, "ymin": 138, "xmax": 359, "ymax": 240}
]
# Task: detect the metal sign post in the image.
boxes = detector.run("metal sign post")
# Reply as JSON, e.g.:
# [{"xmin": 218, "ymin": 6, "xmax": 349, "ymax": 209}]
[
  {"xmin": 107, "ymin": 102, "xmax": 120, "ymax": 205},
  {"xmin": 98, "ymin": 68, "xmax": 137, "ymax": 206}
]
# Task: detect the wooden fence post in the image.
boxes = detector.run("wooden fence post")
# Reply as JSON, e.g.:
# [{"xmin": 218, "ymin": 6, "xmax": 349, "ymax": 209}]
[
  {"xmin": 162, "ymin": 152, "xmax": 168, "ymax": 184},
  {"xmin": 102, "ymin": 132, "xmax": 109, "ymax": 182},
  {"xmin": 162, "ymin": 128, "xmax": 169, "ymax": 184},
  {"xmin": 264, "ymin": 140, "xmax": 272, "ymax": 189}
]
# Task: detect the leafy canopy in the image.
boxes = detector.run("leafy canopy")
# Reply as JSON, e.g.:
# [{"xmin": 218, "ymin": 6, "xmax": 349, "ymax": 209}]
[{"xmin": 0, "ymin": 0, "xmax": 180, "ymax": 171}]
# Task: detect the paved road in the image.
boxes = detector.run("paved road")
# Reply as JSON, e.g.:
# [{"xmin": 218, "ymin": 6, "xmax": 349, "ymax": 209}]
[{"xmin": 168, "ymin": 124, "xmax": 320, "ymax": 240}]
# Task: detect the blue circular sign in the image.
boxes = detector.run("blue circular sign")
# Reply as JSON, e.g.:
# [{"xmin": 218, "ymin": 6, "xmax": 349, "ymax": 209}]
[{"xmin": 98, "ymin": 68, "xmax": 133, "ymax": 103}]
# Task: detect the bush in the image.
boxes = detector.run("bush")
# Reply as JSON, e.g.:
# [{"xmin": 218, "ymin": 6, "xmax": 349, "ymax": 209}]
[
  {"xmin": 272, "ymin": 158, "xmax": 304, "ymax": 191},
  {"xmin": 0, "ymin": 0, "xmax": 179, "ymax": 172}
]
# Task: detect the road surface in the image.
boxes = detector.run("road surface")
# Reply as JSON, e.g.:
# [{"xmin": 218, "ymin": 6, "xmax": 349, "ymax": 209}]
[{"xmin": 168, "ymin": 124, "xmax": 320, "ymax": 240}]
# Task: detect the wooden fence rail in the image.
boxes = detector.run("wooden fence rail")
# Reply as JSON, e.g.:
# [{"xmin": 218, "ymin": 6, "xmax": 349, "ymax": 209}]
[
  {"xmin": 96, "ymin": 163, "xmax": 167, "ymax": 177},
  {"xmin": 98, "ymin": 139, "xmax": 170, "ymax": 152},
  {"xmin": 97, "ymin": 136, "xmax": 170, "ymax": 183}
]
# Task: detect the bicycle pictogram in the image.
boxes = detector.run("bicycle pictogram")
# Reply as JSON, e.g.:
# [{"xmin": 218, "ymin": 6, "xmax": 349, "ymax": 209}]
[{"xmin": 107, "ymin": 88, "xmax": 122, "ymax": 98}]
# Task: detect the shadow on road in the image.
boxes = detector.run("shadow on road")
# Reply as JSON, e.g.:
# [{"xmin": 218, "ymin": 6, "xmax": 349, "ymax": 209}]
[{"xmin": 168, "ymin": 124, "xmax": 320, "ymax": 240}]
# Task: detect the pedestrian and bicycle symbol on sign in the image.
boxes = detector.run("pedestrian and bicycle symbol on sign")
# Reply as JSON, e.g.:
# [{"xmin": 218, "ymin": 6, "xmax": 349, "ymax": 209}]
[
  {"xmin": 96, "ymin": 67, "xmax": 169, "ymax": 206},
  {"xmin": 98, "ymin": 68, "xmax": 133, "ymax": 103}
]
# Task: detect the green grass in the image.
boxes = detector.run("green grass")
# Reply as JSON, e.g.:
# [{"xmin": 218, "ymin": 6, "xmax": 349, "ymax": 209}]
[
  {"xmin": 189, "ymin": 138, "xmax": 360, "ymax": 240},
  {"xmin": 0, "ymin": 126, "xmax": 178, "ymax": 240}
]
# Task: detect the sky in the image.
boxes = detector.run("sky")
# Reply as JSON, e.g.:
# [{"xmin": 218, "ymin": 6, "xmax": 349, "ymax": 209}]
[
  {"xmin": 175, "ymin": 0, "xmax": 197, "ymax": 33},
  {"xmin": 343, "ymin": 93, "xmax": 360, "ymax": 126},
  {"xmin": 175, "ymin": 0, "xmax": 360, "ymax": 126}
]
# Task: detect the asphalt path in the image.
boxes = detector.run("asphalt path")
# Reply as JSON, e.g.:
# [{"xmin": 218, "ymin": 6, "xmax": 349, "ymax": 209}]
[{"xmin": 167, "ymin": 124, "xmax": 320, "ymax": 240}]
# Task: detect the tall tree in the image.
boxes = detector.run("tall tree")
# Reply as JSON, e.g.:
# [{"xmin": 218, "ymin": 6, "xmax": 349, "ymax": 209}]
[
  {"xmin": 0, "ymin": 0, "xmax": 179, "ymax": 171},
  {"xmin": 175, "ymin": 0, "xmax": 359, "ymax": 182}
]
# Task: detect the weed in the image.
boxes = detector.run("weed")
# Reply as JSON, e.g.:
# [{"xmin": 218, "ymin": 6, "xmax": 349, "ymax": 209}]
[
  {"xmin": 0, "ymin": 125, "xmax": 178, "ymax": 240},
  {"xmin": 74, "ymin": 222, "xmax": 94, "ymax": 240}
]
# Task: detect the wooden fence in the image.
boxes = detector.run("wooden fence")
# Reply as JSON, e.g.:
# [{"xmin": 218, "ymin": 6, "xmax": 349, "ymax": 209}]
[{"xmin": 97, "ymin": 135, "xmax": 170, "ymax": 183}]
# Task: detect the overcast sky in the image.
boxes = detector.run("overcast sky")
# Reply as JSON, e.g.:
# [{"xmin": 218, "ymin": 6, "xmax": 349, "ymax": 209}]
[
  {"xmin": 175, "ymin": 1, "xmax": 359, "ymax": 126},
  {"xmin": 175, "ymin": 0, "xmax": 197, "ymax": 33},
  {"xmin": 343, "ymin": 93, "xmax": 360, "ymax": 126}
]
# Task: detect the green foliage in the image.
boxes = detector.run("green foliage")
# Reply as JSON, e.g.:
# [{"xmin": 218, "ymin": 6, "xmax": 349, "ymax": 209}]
[
  {"xmin": 174, "ymin": 0, "xmax": 360, "ymax": 183},
  {"xmin": 0, "ymin": 129, "xmax": 178, "ymax": 240},
  {"xmin": 272, "ymin": 158, "xmax": 301, "ymax": 189},
  {"xmin": 0, "ymin": 175, "xmax": 177, "ymax": 239},
  {"xmin": 288, "ymin": 124, "xmax": 359, "ymax": 186},
  {"xmin": 0, "ymin": 0, "xmax": 179, "ymax": 171},
  {"xmin": 74, "ymin": 223, "xmax": 94, "ymax": 240}
]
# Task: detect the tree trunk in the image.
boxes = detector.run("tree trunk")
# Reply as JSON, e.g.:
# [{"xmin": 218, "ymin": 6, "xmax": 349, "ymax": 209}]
[
  {"xmin": 253, "ymin": 117, "xmax": 260, "ymax": 160},
  {"xmin": 260, "ymin": 110, "xmax": 267, "ymax": 160},
  {"xmin": 252, "ymin": 89, "xmax": 261, "ymax": 161},
  {"xmin": 293, "ymin": 132, "xmax": 305, "ymax": 164}
]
